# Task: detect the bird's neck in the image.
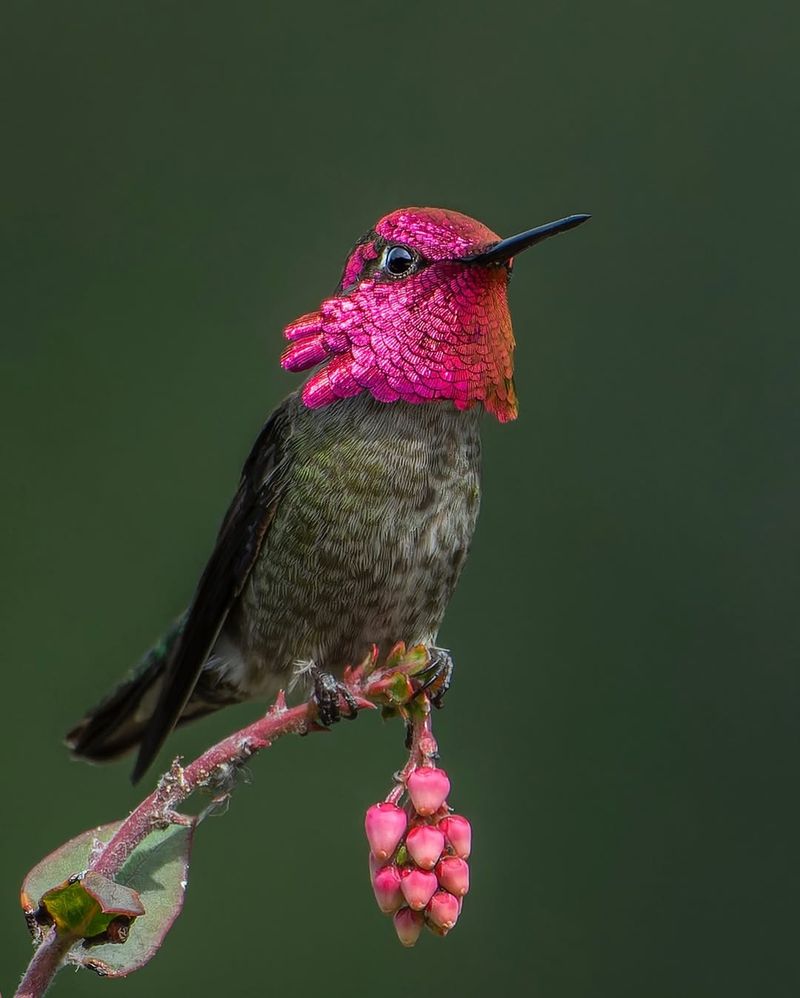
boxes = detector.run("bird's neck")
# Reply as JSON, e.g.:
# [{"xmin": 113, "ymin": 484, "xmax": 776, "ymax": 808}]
[{"xmin": 295, "ymin": 391, "xmax": 483, "ymax": 444}]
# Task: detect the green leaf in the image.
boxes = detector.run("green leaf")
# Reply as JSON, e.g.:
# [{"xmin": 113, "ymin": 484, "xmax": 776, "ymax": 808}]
[
  {"xmin": 400, "ymin": 644, "xmax": 430, "ymax": 675},
  {"xmin": 38, "ymin": 871, "xmax": 144, "ymax": 939},
  {"xmin": 71, "ymin": 823, "xmax": 194, "ymax": 977},
  {"xmin": 386, "ymin": 672, "xmax": 413, "ymax": 704},
  {"xmin": 21, "ymin": 821, "xmax": 123, "ymax": 926},
  {"xmin": 22, "ymin": 819, "xmax": 194, "ymax": 977},
  {"xmin": 384, "ymin": 642, "xmax": 408, "ymax": 671},
  {"xmin": 81, "ymin": 870, "xmax": 146, "ymax": 919},
  {"xmin": 40, "ymin": 878, "xmax": 103, "ymax": 936}
]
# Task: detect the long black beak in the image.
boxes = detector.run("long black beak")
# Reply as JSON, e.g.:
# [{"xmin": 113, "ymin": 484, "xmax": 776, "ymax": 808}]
[{"xmin": 461, "ymin": 213, "xmax": 591, "ymax": 266}]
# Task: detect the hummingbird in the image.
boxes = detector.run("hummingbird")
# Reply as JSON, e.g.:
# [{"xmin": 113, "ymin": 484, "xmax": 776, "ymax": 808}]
[{"xmin": 66, "ymin": 207, "xmax": 589, "ymax": 783}]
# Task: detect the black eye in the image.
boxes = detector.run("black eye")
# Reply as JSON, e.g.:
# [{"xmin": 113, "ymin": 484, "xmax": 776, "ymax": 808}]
[{"xmin": 383, "ymin": 244, "xmax": 417, "ymax": 277}]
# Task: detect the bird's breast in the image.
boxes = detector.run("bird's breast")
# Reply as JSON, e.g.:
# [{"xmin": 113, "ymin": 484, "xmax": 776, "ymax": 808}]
[{"xmin": 227, "ymin": 394, "xmax": 482, "ymax": 690}]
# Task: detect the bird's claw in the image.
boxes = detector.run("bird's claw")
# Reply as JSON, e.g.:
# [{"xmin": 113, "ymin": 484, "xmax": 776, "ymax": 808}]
[
  {"xmin": 413, "ymin": 646, "xmax": 454, "ymax": 709},
  {"xmin": 311, "ymin": 667, "xmax": 358, "ymax": 727}
]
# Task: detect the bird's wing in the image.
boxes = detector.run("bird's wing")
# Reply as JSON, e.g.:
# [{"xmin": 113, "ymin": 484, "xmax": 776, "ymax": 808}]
[{"xmin": 132, "ymin": 398, "xmax": 294, "ymax": 782}]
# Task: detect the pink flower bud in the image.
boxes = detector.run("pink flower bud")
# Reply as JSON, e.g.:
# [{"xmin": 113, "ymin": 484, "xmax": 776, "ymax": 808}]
[
  {"xmin": 440, "ymin": 814, "xmax": 472, "ymax": 858},
  {"xmin": 405, "ymin": 824, "xmax": 445, "ymax": 870},
  {"xmin": 400, "ymin": 867, "xmax": 438, "ymax": 910},
  {"xmin": 365, "ymin": 802, "xmax": 407, "ymax": 861},
  {"xmin": 407, "ymin": 767, "xmax": 450, "ymax": 817},
  {"xmin": 371, "ymin": 863, "xmax": 403, "ymax": 913},
  {"xmin": 436, "ymin": 855, "xmax": 470, "ymax": 897},
  {"xmin": 393, "ymin": 907, "xmax": 424, "ymax": 947},
  {"xmin": 426, "ymin": 890, "xmax": 461, "ymax": 932}
]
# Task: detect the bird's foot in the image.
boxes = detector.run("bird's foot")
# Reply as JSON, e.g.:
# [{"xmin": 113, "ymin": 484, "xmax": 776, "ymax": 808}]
[
  {"xmin": 310, "ymin": 666, "xmax": 359, "ymax": 727},
  {"xmin": 412, "ymin": 646, "xmax": 454, "ymax": 710},
  {"xmin": 402, "ymin": 646, "xmax": 452, "ymax": 750}
]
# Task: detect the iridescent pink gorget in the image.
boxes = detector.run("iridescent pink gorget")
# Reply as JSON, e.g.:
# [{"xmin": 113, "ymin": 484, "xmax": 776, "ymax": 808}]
[{"xmin": 281, "ymin": 207, "xmax": 519, "ymax": 422}]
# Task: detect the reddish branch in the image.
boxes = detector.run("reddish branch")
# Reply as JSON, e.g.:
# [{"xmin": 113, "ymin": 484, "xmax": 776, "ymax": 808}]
[
  {"xmin": 15, "ymin": 928, "xmax": 74, "ymax": 998},
  {"xmin": 14, "ymin": 649, "xmax": 437, "ymax": 998},
  {"xmin": 90, "ymin": 694, "xmax": 329, "ymax": 878}
]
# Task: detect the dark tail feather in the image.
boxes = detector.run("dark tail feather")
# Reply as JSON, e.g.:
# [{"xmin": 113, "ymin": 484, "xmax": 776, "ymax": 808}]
[{"xmin": 66, "ymin": 617, "xmax": 193, "ymax": 763}]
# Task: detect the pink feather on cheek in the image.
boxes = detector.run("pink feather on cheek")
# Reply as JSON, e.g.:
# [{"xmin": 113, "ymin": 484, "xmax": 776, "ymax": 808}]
[{"xmin": 280, "ymin": 207, "xmax": 519, "ymax": 423}]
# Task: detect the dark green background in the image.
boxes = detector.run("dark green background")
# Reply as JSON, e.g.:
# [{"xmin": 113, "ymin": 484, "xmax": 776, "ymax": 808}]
[{"xmin": 2, "ymin": 2, "xmax": 798, "ymax": 995}]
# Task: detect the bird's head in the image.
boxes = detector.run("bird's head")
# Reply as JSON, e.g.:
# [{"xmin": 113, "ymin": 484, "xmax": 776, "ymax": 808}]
[{"xmin": 281, "ymin": 207, "xmax": 588, "ymax": 423}]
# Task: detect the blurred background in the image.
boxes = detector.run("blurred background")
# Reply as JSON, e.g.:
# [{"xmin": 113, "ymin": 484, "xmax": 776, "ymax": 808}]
[{"xmin": 2, "ymin": 2, "xmax": 798, "ymax": 995}]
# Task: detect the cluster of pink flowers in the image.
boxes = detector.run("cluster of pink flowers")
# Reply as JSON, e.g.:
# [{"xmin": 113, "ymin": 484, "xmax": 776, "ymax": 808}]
[{"xmin": 365, "ymin": 766, "xmax": 471, "ymax": 946}]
